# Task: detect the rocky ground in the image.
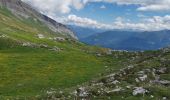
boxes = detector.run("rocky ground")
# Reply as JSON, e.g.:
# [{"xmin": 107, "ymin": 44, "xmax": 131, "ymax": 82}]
[{"xmin": 38, "ymin": 48, "xmax": 170, "ymax": 100}]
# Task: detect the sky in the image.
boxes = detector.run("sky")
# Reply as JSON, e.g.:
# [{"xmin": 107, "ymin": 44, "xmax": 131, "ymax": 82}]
[{"xmin": 22, "ymin": 0, "xmax": 170, "ymax": 31}]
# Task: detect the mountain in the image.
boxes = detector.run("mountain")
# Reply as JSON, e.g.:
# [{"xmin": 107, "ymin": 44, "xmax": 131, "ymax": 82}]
[
  {"xmin": 82, "ymin": 30, "xmax": 170, "ymax": 51},
  {"xmin": 0, "ymin": 0, "xmax": 77, "ymax": 39},
  {"xmin": 0, "ymin": 0, "xmax": 114, "ymax": 98},
  {"xmin": 68, "ymin": 25, "xmax": 105, "ymax": 39},
  {"xmin": 0, "ymin": 0, "xmax": 170, "ymax": 99}
]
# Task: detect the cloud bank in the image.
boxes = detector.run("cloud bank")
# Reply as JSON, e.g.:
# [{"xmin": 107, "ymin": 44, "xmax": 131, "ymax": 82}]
[
  {"xmin": 21, "ymin": 0, "xmax": 170, "ymax": 31},
  {"xmin": 66, "ymin": 15, "xmax": 112, "ymax": 29},
  {"xmin": 22, "ymin": 0, "xmax": 170, "ymax": 15},
  {"xmin": 22, "ymin": 0, "xmax": 84, "ymax": 15},
  {"xmin": 66, "ymin": 15, "xmax": 170, "ymax": 31}
]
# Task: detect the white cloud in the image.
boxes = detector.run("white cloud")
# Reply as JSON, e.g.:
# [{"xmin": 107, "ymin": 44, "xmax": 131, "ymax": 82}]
[
  {"xmin": 115, "ymin": 17, "xmax": 124, "ymax": 22},
  {"xmin": 100, "ymin": 5, "xmax": 106, "ymax": 9},
  {"xmin": 22, "ymin": 0, "xmax": 170, "ymax": 16},
  {"xmin": 112, "ymin": 15, "xmax": 170, "ymax": 31},
  {"xmin": 137, "ymin": 14, "xmax": 147, "ymax": 18},
  {"xmin": 61, "ymin": 15, "xmax": 170, "ymax": 31},
  {"xmin": 22, "ymin": 0, "xmax": 84, "ymax": 15},
  {"xmin": 66, "ymin": 15, "xmax": 112, "ymax": 29},
  {"xmin": 137, "ymin": 4, "xmax": 170, "ymax": 11},
  {"xmin": 83, "ymin": 0, "xmax": 170, "ymax": 11},
  {"xmin": 21, "ymin": 0, "xmax": 170, "ymax": 31}
]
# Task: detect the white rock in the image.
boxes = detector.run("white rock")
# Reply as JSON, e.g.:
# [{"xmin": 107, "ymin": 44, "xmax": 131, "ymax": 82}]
[
  {"xmin": 78, "ymin": 87, "xmax": 88, "ymax": 97},
  {"xmin": 22, "ymin": 42, "xmax": 32, "ymax": 47},
  {"xmin": 105, "ymin": 66, "xmax": 108, "ymax": 68},
  {"xmin": 49, "ymin": 46, "xmax": 61, "ymax": 52},
  {"xmin": 135, "ymin": 78, "xmax": 140, "ymax": 83},
  {"xmin": 163, "ymin": 97, "xmax": 167, "ymax": 100},
  {"xmin": 37, "ymin": 34, "xmax": 45, "ymax": 39},
  {"xmin": 46, "ymin": 90, "xmax": 56, "ymax": 95},
  {"xmin": 139, "ymin": 75, "xmax": 147, "ymax": 81},
  {"xmin": 153, "ymin": 80, "xmax": 170, "ymax": 85},
  {"xmin": 132, "ymin": 87, "xmax": 148, "ymax": 96},
  {"xmin": 107, "ymin": 73, "xmax": 115, "ymax": 77},
  {"xmin": 0, "ymin": 34, "xmax": 6, "ymax": 38},
  {"xmin": 72, "ymin": 90, "xmax": 77, "ymax": 96},
  {"xmin": 59, "ymin": 91, "xmax": 63, "ymax": 94},
  {"xmin": 123, "ymin": 72, "xmax": 126, "ymax": 75},
  {"xmin": 48, "ymin": 37, "xmax": 53, "ymax": 40},
  {"xmin": 53, "ymin": 37, "xmax": 65, "ymax": 41},
  {"xmin": 92, "ymin": 82, "xmax": 103, "ymax": 86},
  {"xmin": 157, "ymin": 68, "xmax": 167, "ymax": 74},
  {"xmin": 111, "ymin": 80, "xmax": 120, "ymax": 84},
  {"xmin": 150, "ymin": 95, "xmax": 154, "ymax": 98},
  {"xmin": 107, "ymin": 87, "xmax": 123, "ymax": 93},
  {"xmin": 39, "ymin": 44, "xmax": 48, "ymax": 48},
  {"xmin": 106, "ymin": 49, "xmax": 112, "ymax": 55},
  {"xmin": 97, "ymin": 53, "xmax": 102, "ymax": 56},
  {"xmin": 126, "ymin": 85, "xmax": 133, "ymax": 89},
  {"xmin": 127, "ymin": 65, "xmax": 134, "ymax": 69},
  {"xmin": 137, "ymin": 71, "xmax": 144, "ymax": 74}
]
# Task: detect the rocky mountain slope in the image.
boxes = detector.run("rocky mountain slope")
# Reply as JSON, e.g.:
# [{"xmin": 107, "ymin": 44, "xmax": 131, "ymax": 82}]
[{"xmin": 0, "ymin": 0, "xmax": 77, "ymax": 39}]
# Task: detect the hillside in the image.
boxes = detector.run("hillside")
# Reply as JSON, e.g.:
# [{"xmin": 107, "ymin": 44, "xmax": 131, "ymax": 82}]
[
  {"xmin": 0, "ymin": 0, "xmax": 169, "ymax": 100},
  {"xmin": 39, "ymin": 48, "xmax": 170, "ymax": 100},
  {"xmin": 0, "ymin": 0, "xmax": 122, "ymax": 99},
  {"xmin": 0, "ymin": 0, "xmax": 77, "ymax": 39},
  {"xmin": 82, "ymin": 30, "xmax": 170, "ymax": 51}
]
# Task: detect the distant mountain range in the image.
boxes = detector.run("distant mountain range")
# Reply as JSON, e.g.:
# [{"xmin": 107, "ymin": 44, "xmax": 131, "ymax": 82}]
[
  {"xmin": 68, "ymin": 25, "xmax": 105, "ymax": 39},
  {"xmin": 81, "ymin": 30, "xmax": 170, "ymax": 51}
]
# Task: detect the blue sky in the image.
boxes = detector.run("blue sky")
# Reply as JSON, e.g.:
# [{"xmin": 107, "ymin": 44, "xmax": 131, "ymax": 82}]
[
  {"xmin": 23, "ymin": 0, "xmax": 170, "ymax": 31},
  {"xmin": 71, "ymin": 2, "xmax": 140, "ymax": 23},
  {"xmin": 70, "ymin": 2, "xmax": 170, "ymax": 24}
]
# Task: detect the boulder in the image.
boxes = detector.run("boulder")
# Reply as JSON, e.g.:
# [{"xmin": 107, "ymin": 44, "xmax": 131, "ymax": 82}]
[
  {"xmin": 37, "ymin": 34, "xmax": 45, "ymax": 39},
  {"xmin": 132, "ymin": 87, "xmax": 148, "ymax": 96}
]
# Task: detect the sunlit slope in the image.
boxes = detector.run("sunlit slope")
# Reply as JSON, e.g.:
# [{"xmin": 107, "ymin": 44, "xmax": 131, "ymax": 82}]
[{"xmin": 0, "ymin": 6, "xmax": 125, "ymax": 98}]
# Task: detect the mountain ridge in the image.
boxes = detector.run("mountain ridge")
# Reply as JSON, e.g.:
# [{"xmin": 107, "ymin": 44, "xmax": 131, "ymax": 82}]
[
  {"xmin": 0, "ymin": 0, "xmax": 78, "ymax": 39},
  {"xmin": 82, "ymin": 30, "xmax": 170, "ymax": 51},
  {"xmin": 68, "ymin": 25, "xmax": 106, "ymax": 39},
  {"xmin": 0, "ymin": 0, "xmax": 170, "ymax": 99}
]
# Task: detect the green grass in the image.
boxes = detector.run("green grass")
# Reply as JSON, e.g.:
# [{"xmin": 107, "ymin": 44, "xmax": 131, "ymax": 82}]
[
  {"xmin": 1, "ymin": 6, "xmax": 169, "ymax": 100},
  {"xmin": 0, "ymin": 46, "xmax": 104, "ymax": 96},
  {"xmin": 0, "ymin": 7, "xmax": 127, "ymax": 99},
  {"xmin": 160, "ymin": 74, "xmax": 170, "ymax": 80},
  {"xmin": 0, "ymin": 41, "xmax": 125, "ymax": 98}
]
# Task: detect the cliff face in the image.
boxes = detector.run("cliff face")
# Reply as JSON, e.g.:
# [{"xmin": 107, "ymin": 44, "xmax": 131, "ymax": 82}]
[{"xmin": 0, "ymin": 0, "xmax": 78, "ymax": 39}]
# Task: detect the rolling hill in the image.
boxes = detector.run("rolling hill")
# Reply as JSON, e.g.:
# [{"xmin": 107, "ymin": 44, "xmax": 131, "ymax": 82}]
[{"xmin": 0, "ymin": 0, "xmax": 117, "ymax": 99}]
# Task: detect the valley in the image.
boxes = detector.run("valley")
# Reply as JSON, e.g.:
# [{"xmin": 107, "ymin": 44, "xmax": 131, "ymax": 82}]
[{"xmin": 0, "ymin": 0, "xmax": 170, "ymax": 100}]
